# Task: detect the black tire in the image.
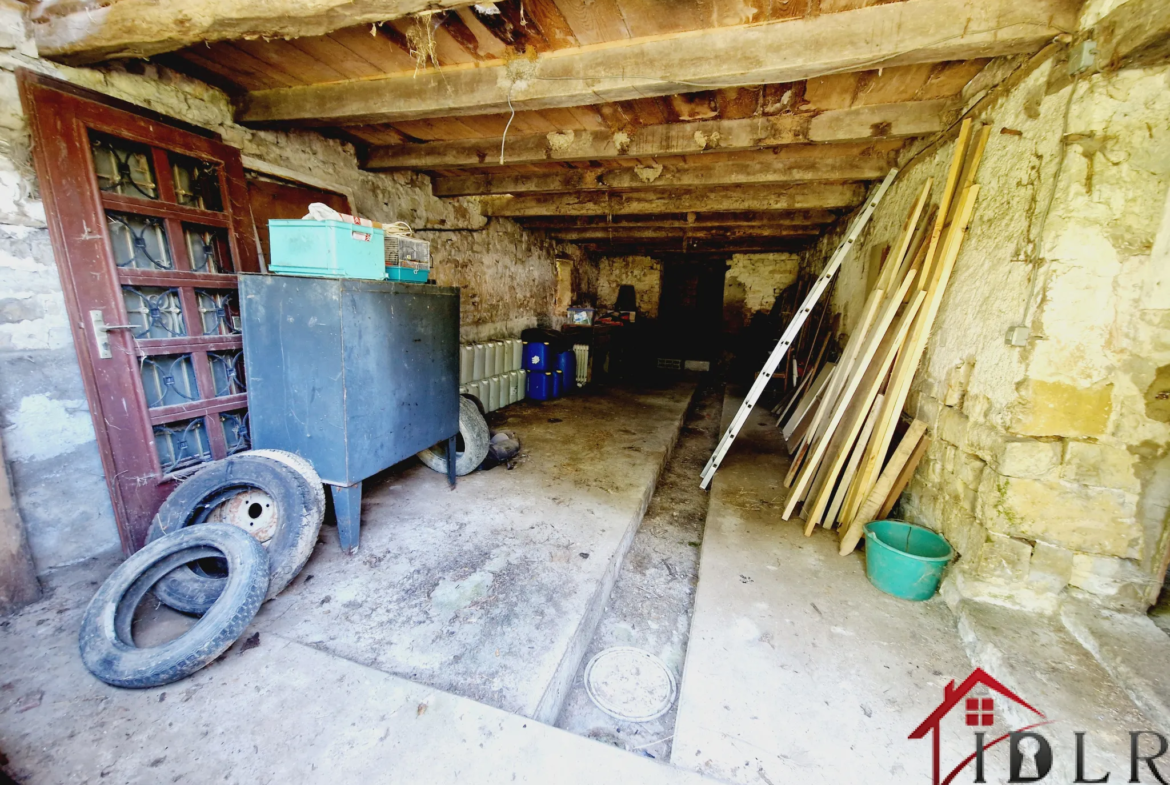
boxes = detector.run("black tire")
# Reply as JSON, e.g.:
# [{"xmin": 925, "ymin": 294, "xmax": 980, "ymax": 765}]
[
  {"xmin": 416, "ymin": 396, "xmax": 490, "ymax": 476},
  {"xmin": 79, "ymin": 524, "xmax": 268, "ymax": 688},
  {"xmin": 146, "ymin": 453, "xmax": 323, "ymax": 614}
]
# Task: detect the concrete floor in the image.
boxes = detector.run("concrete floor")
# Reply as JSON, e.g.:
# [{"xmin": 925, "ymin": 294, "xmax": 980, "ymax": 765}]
[
  {"xmin": 0, "ymin": 554, "xmax": 709, "ymax": 784},
  {"xmin": 0, "ymin": 382, "xmax": 702, "ymax": 782},
  {"xmin": 557, "ymin": 381, "xmax": 722, "ymax": 759},
  {"xmin": 669, "ymin": 390, "xmax": 1167, "ymax": 785},
  {"xmin": 2, "ymin": 381, "xmax": 1164, "ymax": 784},
  {"xmin": 250, "ymin": 381, "xmax": 696, "ymax": 723},
  {"xmin": 671, "ymin": 392, "xmax": 980, "ymax": 784}
]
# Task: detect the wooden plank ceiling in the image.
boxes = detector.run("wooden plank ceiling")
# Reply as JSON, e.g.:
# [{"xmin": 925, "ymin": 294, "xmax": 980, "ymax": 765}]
[{"xmin": 145, "ymin": 0, "xmax": 1073, "ymax": 255}]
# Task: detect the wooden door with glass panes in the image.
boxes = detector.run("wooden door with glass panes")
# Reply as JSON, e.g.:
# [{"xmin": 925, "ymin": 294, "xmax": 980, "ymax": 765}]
[{"xmin": 19, "ymin": 71, "xmax": 260, "ymax": 553}]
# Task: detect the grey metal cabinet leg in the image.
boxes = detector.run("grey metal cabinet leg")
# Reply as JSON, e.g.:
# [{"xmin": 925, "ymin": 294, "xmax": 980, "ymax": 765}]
[
  {"xmin": 329, "ymin": 482, "xmax": 362, "ymax": 554},
  {"xmin": 447, "ymin": 434, "xmax": 457, "ymax": 489}
]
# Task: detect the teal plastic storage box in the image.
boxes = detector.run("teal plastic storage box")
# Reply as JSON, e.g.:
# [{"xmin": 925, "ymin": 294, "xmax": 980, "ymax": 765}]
[
  {"xmin": 268, "ymin": 219, "xmax": 384, "ymax": 280},
  {"xmin": 386, "ymin": 265, "xmax": 430, "ymax": 283}
]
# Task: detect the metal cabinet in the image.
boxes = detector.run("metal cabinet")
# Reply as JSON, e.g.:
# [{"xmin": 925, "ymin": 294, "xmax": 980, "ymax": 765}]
[{"xmin": 240, "ymin": 274, "xmax": 460, "ymax": 552}]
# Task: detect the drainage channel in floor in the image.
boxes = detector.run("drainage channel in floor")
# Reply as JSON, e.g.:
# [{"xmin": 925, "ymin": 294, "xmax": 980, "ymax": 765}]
[{"xmin": 556, "ymin": 379, "xmax": 724, "ymax": 761}]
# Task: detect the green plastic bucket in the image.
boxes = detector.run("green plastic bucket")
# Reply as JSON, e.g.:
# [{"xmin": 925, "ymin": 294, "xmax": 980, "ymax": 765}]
[{"xmin": 863, "ymin": 520, "xmax": 954, "ymax": 601}]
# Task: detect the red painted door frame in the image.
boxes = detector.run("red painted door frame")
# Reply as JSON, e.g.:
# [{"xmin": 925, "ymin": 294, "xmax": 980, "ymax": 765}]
[{"xmin": 18, "ymin": 70, "xmax": 260, "ymax": 552}]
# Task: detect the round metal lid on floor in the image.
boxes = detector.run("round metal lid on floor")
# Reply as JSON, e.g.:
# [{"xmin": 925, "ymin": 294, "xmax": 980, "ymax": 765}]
[{"xmin": 584, "ymin": 647, "xmax": 678, "ymax": 722}]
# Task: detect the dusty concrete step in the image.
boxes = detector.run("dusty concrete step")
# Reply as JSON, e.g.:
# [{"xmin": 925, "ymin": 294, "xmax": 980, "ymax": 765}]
[
  {"xmin": 1060, "ymin": 600, "xmax": 1170, "ymax": 731},
  {"xmin": 953, "ymin": 598, "xmax": 1154, "ymax": 781},
  {"xmin": 671, "ymin": 390, "xmax": 976, "ymax": 785},
  {"xmin": 0, "ymin": 621, "xmax": 717, "ymax": 784},
  {"xmin": 251, "ymin": 382, "xmax": 699, "ymax": 726}
]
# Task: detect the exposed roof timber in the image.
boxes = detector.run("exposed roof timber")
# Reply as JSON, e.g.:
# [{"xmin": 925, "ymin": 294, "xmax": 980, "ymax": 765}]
[
  {"xmin": 237, "ymin": 0, "xmax": 1078, "ymax": 126},
  {"xmin": 434, "ymin": 155, "xmax": 891, "ymax": 196},
  {"xmin": 580, "ymin": 238, "xmax": 813, "ymax": 254},
  {"xmin": 480, "ymin": 182, "xmax": 867, "ymax": 217},
  {"xmin": 30, "ymin": 0, "xmax": 479, "ymax": 65},
  {"xmin": 515, "ymin": 210, "xmax": 841, "ymax": 228},
  {"xmin": 1094, "ymin": 0, "xmax": 1170, "ymax": 70},
  {"xmin": 546, "ymin": 226, "xmax": 821, "ymax": 241},
  {"xmin": 367, "ymin": 100, "xmax": 945, "ymax": 170}
]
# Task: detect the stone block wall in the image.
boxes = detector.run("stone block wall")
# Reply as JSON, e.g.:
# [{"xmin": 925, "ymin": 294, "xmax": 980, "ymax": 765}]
[
  {"xmin": 596, "ymin": 255, "xmax": 663, "ymax": 318},
  {"xmin": 722, "ymin": 252, "xmax": 800, "ymax": 335},
  {"xmin": 0, "ymin": 3, "xmax": 592, "ymax": 570},
  {"xmin": 802, "ymin": 41, "xmax": 1170, "ymax": 611}
]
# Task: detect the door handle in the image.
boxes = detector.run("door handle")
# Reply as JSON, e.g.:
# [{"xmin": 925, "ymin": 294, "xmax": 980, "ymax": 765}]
[{"xmin": 89, "ymin": 309, "xmax": 134, "ymax": 359}]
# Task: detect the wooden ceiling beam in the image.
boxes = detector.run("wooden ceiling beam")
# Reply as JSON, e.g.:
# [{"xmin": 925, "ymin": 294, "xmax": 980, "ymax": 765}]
[
  {"xmin": 237, "ymin": 0, "xmax": 1078, "ymax": 125},
  {"xmin": 547, "ymin": 226, "xmax": 821, "ymax": 241},
  {"xmin": 432, "ymin": 153, "xmax": 890, "ymax": 196},
  {"xmin": 1094, "ymin": 0, "xmax": 1170, "ymax": 70},
  {"xmin": 516, "ymin": 210, "xmax": 841, "ymax": 228},
  {"xmin": 31, "ymin": 0, "xmax": 481, "ymax": 65},
  {"xmin": 367, "ymin": 100, "xmax": 949, "ymax": 169},
  {"xmin": 481, "ymin": 182, "xmax": 866, "ymax": 217},
  {"xmin": 578, "ymin": 238, "xmax": 814, "ymax": 254}
]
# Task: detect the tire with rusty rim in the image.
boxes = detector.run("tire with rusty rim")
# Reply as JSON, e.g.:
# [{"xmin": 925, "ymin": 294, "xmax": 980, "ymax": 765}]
[
  {"xmin": 79, "ymin": 524, "xmax": 268, "ymax": 688},
  {"xmin": 247, "ymin": 449, "xmax": 326, "ymax": 514},
  {"xmin": 146, "ymin": 453, "xmax": 323, "ymax": 614}
]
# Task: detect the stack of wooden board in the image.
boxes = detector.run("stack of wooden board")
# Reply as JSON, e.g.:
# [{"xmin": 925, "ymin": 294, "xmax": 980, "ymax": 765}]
[
  {"xmin": 775, "ymin": 119, "xmax": 989, "ymax": 556},
  {"xmin": 767, "ymin": 276, "xmax": 836, "ymax": 419}
]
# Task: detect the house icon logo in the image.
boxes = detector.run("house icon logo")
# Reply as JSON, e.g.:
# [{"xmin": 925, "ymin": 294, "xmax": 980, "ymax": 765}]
[{"xmin": 910, "ymin": 667, "xmax": 1048, "ymax": 785}]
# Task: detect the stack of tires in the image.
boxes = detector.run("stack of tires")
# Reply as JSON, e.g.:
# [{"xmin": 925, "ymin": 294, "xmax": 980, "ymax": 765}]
[{"xmin": 79, "ymin": 450, "xmax": 325, "ymax": 688}]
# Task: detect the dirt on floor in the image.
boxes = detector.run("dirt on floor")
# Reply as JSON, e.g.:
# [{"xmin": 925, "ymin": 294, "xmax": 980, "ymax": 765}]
[{"xmin": 555, "ymin": 378, "xmax": 723, "ymax": 761}]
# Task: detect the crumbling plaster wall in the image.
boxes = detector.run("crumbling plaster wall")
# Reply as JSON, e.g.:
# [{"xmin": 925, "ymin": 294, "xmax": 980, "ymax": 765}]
[
  {"xmin": 803, "ymin": 48, "xmax": 1170, "ymax": 612},
  {"xmin": 0, "ymin": 2, "xmax": 589, "ymax": 570},
  {"xmin": 596, "ymin": 255, "xmax": 662, "ymax": 318},
  {"xmin": 722, "ymin": 252, "xmax": 800, "ymax": 335}
]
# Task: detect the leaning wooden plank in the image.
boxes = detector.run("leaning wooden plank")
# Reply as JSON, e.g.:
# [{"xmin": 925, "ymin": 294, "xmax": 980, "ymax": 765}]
[
  {"xmin": 784, "ymin": 282, "xmax": 878, "ymax": 485},
  {"xmin": 781, "ymin": 271, "xmax": 915, "ymax": 520},
  {"xmin": 876, "ymin": 179, "xmax": 933, "ymax": 293},
  {"xmin": 885, "ymin": 179, "xmax": 935, "ymax": 293},
  {"xmin": 801, "ymin": 289, "xmax": 925, "ymax": 534},
  {"xmin": 844, "ymin": 184, "xmax": 982, "ymax": 525},
  {"xmin": 843, "ymin": 127, "xmax": 983, "ymax": 520},
  {"xmin": 957, "ymin": 125, "xmax": 992, "ymax": 194},
  {"xmin": 800, "ymin": 287, "xmax": 884, "ymax": 453},
  {"xmin": 839, "ymin": 420, "xmax": 929, "ymax": 555},
  {"xmin": 825, "ymin": 393, "xmax": 885, "ymax": 530},
  {"xmin": 780, "ymin": 363, "xmax": 834, "ymax": 434},
  {"xmin": 878, "ymin": 435, "xmax": 931, "ymax": 519},
  {"xmin": 916, "ymin": 119, "xmax": 973, "ymax": 293},
  {"xmin": 781, "ymin": 363, "xmax": 835, "ymax": 437}
]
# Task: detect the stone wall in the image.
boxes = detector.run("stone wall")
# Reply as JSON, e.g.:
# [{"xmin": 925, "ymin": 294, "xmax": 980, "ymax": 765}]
[
  {"xmin": 0, "ymin": 2, "xmax": 588, "ymax": 570},
  {"xmin": 722, "ymin": 252, "xmax": 800, "ymax": 335},
  {"xmin": 596, "ymin": 255, "xmax": 662, "ymax": 318},
  {"xmin": 802, "ymin": 46, "xmax": 1170, "ymax": 611}
]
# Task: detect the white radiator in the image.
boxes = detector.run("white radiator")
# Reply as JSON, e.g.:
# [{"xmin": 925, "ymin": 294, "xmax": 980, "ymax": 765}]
[{"xmin": 573, "ymin": 344, "xmax": 590, "ymax": 387}]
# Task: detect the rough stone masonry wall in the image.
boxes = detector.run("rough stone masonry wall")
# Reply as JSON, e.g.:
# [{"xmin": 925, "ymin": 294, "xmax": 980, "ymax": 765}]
[
  {"xmin": 0, "ymin": 1, "xmax": 590, "ymax": 571},
  {"xmin": 596, "ymin": 256, "xmax": 663, "ymax": 318},
  {"xmin": 722, "ymin": 252, "xmax": 800, "ymax": 335},
  {"xmin": 803, "ymin": 47, "xmax": 1170, "ymax": 612}
]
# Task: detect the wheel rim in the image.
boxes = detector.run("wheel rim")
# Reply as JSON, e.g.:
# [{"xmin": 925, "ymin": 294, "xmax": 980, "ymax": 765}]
[{"xmin": 205, "ymin": 488, "xmax": 279, "ymax": 543}]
